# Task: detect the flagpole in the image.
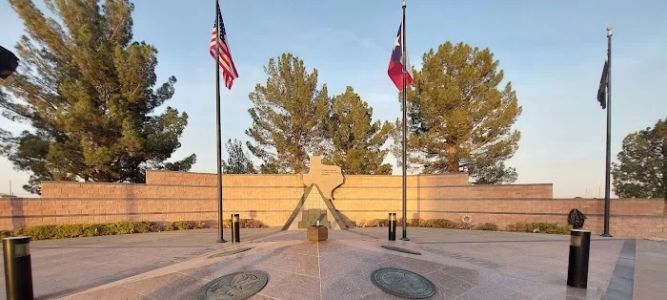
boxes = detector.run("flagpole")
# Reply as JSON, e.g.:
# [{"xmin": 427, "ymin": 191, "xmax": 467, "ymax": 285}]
[
  {"xmin": 400, "ymin": 0, "xmax": 409, "ymax": 241},
  {"xmin": 215, "ymin": 0, "xmax": 226, "ymax": 243},
  {"xmin": 601, "ymin": 27, "xmax": 613, "ymax": 237}
]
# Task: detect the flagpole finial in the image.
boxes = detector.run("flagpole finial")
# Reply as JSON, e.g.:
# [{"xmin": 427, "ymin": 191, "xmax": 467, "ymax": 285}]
[
  {"xmin": 606, "ymin": 27, "xmax": 613, "ymax": 37},
  {"xmin": 402, "ymin": 0, "xmax": 406, "ymax": 8}
]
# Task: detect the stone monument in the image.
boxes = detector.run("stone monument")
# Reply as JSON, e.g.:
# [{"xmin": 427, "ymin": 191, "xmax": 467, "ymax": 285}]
[
  {"xmin": 302, "ymin": 156, "xmax": 344, "ymax": 200},
  {"xmin": 282, "ymin": 156, "xmax": 350, "ymax": 230}
]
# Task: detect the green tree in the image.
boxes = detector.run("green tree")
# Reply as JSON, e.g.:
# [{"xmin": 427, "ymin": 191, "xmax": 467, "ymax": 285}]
[
  {"xmin": 405, "ymin": 42, "xmax": 521, "ymax": 184},
  {"xmin": 0, "ymin": 0, "xmax": 194, "ymax": 194},
  {"xmin": 612, "ymin": 118, "xmax": 666, "ymax": 199},
  {"xmin": 222, "ymin": 139, "xmax": 256, "ymax": 174},
  {"xmin": 246, "ymin": 53, "xmax": 329, "ymax": 173},
  {"xmin": 325, "ymin": 87, "xmax": 393, "ymax": 175}
]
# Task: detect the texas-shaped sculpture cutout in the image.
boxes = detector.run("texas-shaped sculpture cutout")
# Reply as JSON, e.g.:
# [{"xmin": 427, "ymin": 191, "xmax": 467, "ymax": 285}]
[{"xmin": 302, "ymin": 156, "xmax": 344, "ymax": 200}]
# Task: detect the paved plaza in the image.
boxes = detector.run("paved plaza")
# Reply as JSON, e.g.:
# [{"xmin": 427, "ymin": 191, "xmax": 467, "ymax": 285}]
[{"xmin": 1, "ymin": 228, "xmax": 665, "ymax": 299}]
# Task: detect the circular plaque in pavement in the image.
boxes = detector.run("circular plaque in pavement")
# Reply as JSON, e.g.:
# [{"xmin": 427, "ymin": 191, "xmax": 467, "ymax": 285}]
[
  {"xmin": 197, "ymin": 270, "xmax": 269, "ymax": 300},
  {"xmin": 371, "ymin": 268, "xmax": 436, "ymax": 299}
]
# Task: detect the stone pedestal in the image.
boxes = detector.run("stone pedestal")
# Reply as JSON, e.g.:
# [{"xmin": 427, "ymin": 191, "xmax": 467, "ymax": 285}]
[{"xmin": 307, "ymin": 226, "xmax": 328, "ymax": 242}]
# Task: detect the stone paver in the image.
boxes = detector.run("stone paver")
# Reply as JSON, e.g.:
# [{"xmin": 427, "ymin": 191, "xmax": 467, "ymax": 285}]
[
  {"xmin": 63, "ymin": 229, "xmax": 623, "ymax": 300},
  {"xmin": 606, "ymin": 239, "xmax": 636, "ymax": 300},
  {"xmin": 0, "ymin": 228, "xmax": 277, "ymax": 299},
  {"xmin": 633, "ymin": 239, "xmax": 667, "ymax": 300},
  {"xmin": 4, "ymin": 227, "xmax": 665, "ymax": 299}
]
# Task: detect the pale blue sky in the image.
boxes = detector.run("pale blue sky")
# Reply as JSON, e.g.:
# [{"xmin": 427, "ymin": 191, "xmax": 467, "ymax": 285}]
[{"xmin": 1, "ymin": 0, "xmax": 666, "ymax": 198}]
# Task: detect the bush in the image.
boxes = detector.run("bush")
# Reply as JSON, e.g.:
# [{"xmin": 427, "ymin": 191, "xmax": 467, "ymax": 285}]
[
  {"xmin": 150, "ymin": 222, "xmax": 164, "ymax": 232},
  {"xmin": 56, "ymin": 224, "xmax": 84, "ymax": 238},
  {"xmin": 241, "ymin": 219, "xmax": 267, "ymax": 228},
  {"xmin": 535, "ymin": 222, "xmax": 571, "ymax": 234},
  {"xmin": 195, "ymin": 221, "xmax": 207, "ymax": 229},
  {"xmin": 506, "ymin": 222, "xmax": 530, "ymax": 232},
  {"xmin": 359, "ymin": 219, "xmax": 388, "ymax": 227},
  {"xmin": 5, "ymin": 220, "xmax": 213, "ymax": 240},
  {"xmin": 362, "ymin": 218, "xmax": 464, "ymax": 229},
  {"xmin": 107, "ymin": 221, "xmax": 135, "ymax": 234},
  {"xmin": 221, "ymin": 219, "xmax": 269, "ymax": 229},
  {"xmin": 506, "ymin": 222, "xmax": 570, "ymax": 234},
  {"xmin": 81, "ymin": 224, "xmax": 101, "ymax": 237},
  {"xmin": 476, "ymin": 223, "xmax": 498, "ymax": 231},
  {"xmin": 22, "ymin": 225, "xmax": 58, "ymax": 240},
  {"xmin": 171, "ymin": 221, "xmax": 195, "ymax": 230},
  {"xmin": 430, "ymin": 219, "xmax": 459, "ymax": 229},
  {"xmin": 132, "ymin": 221, "xmax": 154, "ymax": 233},
  {"xmin": 360, "ymin": 218, "xmax": 382, "ymax": 227},
  {"xmin": 411, "ymin": 218, "xmax": 465, "ymax": 229}
]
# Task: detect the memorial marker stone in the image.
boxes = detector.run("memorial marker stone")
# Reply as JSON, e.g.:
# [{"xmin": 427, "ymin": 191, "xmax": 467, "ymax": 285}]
[
  {"xmin": 197, "ymin": 270, "xmax": 269, "ymax": 300},
  {"xmin": 371, "ymin": 267, "xmax": 436, "ymax": 299}
]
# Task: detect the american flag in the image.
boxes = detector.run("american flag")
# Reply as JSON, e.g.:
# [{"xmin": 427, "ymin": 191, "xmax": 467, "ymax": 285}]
[{"xmin": 209, "ymin": 3, "xmax": 238, "ymax": 89}]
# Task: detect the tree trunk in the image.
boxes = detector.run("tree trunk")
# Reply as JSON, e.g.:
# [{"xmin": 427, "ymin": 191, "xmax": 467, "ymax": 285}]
[{"xmin": 446, "ymin": 146, "xmax": 459, "ymax": 173}]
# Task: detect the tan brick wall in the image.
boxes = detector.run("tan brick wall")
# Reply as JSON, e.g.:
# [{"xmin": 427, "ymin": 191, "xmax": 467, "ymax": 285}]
[
  {"xmin": 144, "ymin": 171, "xmax": 303, "ymax": 187},
  {"xmin": 2, "ymin": 171, "xmax": 664, "ymax": 238},
  {"xmin": 336, "ymin": 197, "xmax": 665, "ymax": 238},
  {"xmin": 341, "ymin": 174, "xmax": 470, "ymax": 187},
  {"xmin": 11, "ymin": 172, "xmax": 307, "ymax": 230}
]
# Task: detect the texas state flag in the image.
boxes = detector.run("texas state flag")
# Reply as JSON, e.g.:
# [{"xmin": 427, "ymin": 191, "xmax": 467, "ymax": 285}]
[{"xmin": 387, "ymin": 23, "xmax": 413, "ymax": 91}]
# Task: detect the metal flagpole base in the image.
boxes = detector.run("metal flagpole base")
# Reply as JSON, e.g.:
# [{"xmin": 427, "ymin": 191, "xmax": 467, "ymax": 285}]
[
  {"xmin": 217, "ymin": 239, "xmax": 228, "ymax": 243},
  {"xmin": 600, "ymin": 233, "xmax": 612, "ymax": 237},
  {"xmin": 401, "ymin": 230, "xmax": 409, "ymax": 241}
]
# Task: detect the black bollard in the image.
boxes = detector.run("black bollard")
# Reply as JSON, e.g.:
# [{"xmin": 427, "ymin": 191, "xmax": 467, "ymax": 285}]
[
  {"xmin": 231, "ymin": 213, "xmax": 240, "ymax": 243},
  {"xmin": 388, "ymin": 213, "xmax": 396, "ymax": 241},
  {"xmin": 3, "ymin": 236, "xmax": 34, "ymax": 300},
  {"xmin": 567, "ymin": 229, "xmax": 591, "ymax": 288}
]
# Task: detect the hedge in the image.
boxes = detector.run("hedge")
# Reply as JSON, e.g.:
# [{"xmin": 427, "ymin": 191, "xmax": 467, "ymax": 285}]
[{"xmin": 2, "ymin": 219, "xmax": 267, "ymax": 241}]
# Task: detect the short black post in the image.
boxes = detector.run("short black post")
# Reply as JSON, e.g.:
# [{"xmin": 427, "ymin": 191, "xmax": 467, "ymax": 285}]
[
  {"xmin": 567, "ymin": 229, "xmax": 591, "ymax": 288},
  {"xmin": 231, "ymin": 213, "xmax": 240, "ymax": 243},
  {"xmin": 3, "ymin": 236, "xmax": 34, "ymax": 300},
  {"xmin": 388, "ymin": 213, "xmax": 396, "ymax": 241}
]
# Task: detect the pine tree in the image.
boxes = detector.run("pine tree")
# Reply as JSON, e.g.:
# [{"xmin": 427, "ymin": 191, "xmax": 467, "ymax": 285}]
[
  {"xmin": 222, "ymin": 139, "xmax": 256, "ymax": 174},
  {"xmin": 0, "ymin": 0, "xmax": 194, "ymax": 194},
  {"xmin": 325, "ymin": 87, "xmax": 392, "ymax": 175},
  {"xmin": 405, "ymin": 42, "xmax": 521, "ymax": 184},
  {"xmin": 612, "ymin": 118, "xmax": 666, "ymax": 199},
  {"xmin": 246, "ymin": 53, "xmax": 328, "ymax": 173}
]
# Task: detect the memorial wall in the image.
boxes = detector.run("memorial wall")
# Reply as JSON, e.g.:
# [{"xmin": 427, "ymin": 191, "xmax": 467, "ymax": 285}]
[{"xmin": 0, "ymin": 167, "xmax": 664, "ymax": 238}]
